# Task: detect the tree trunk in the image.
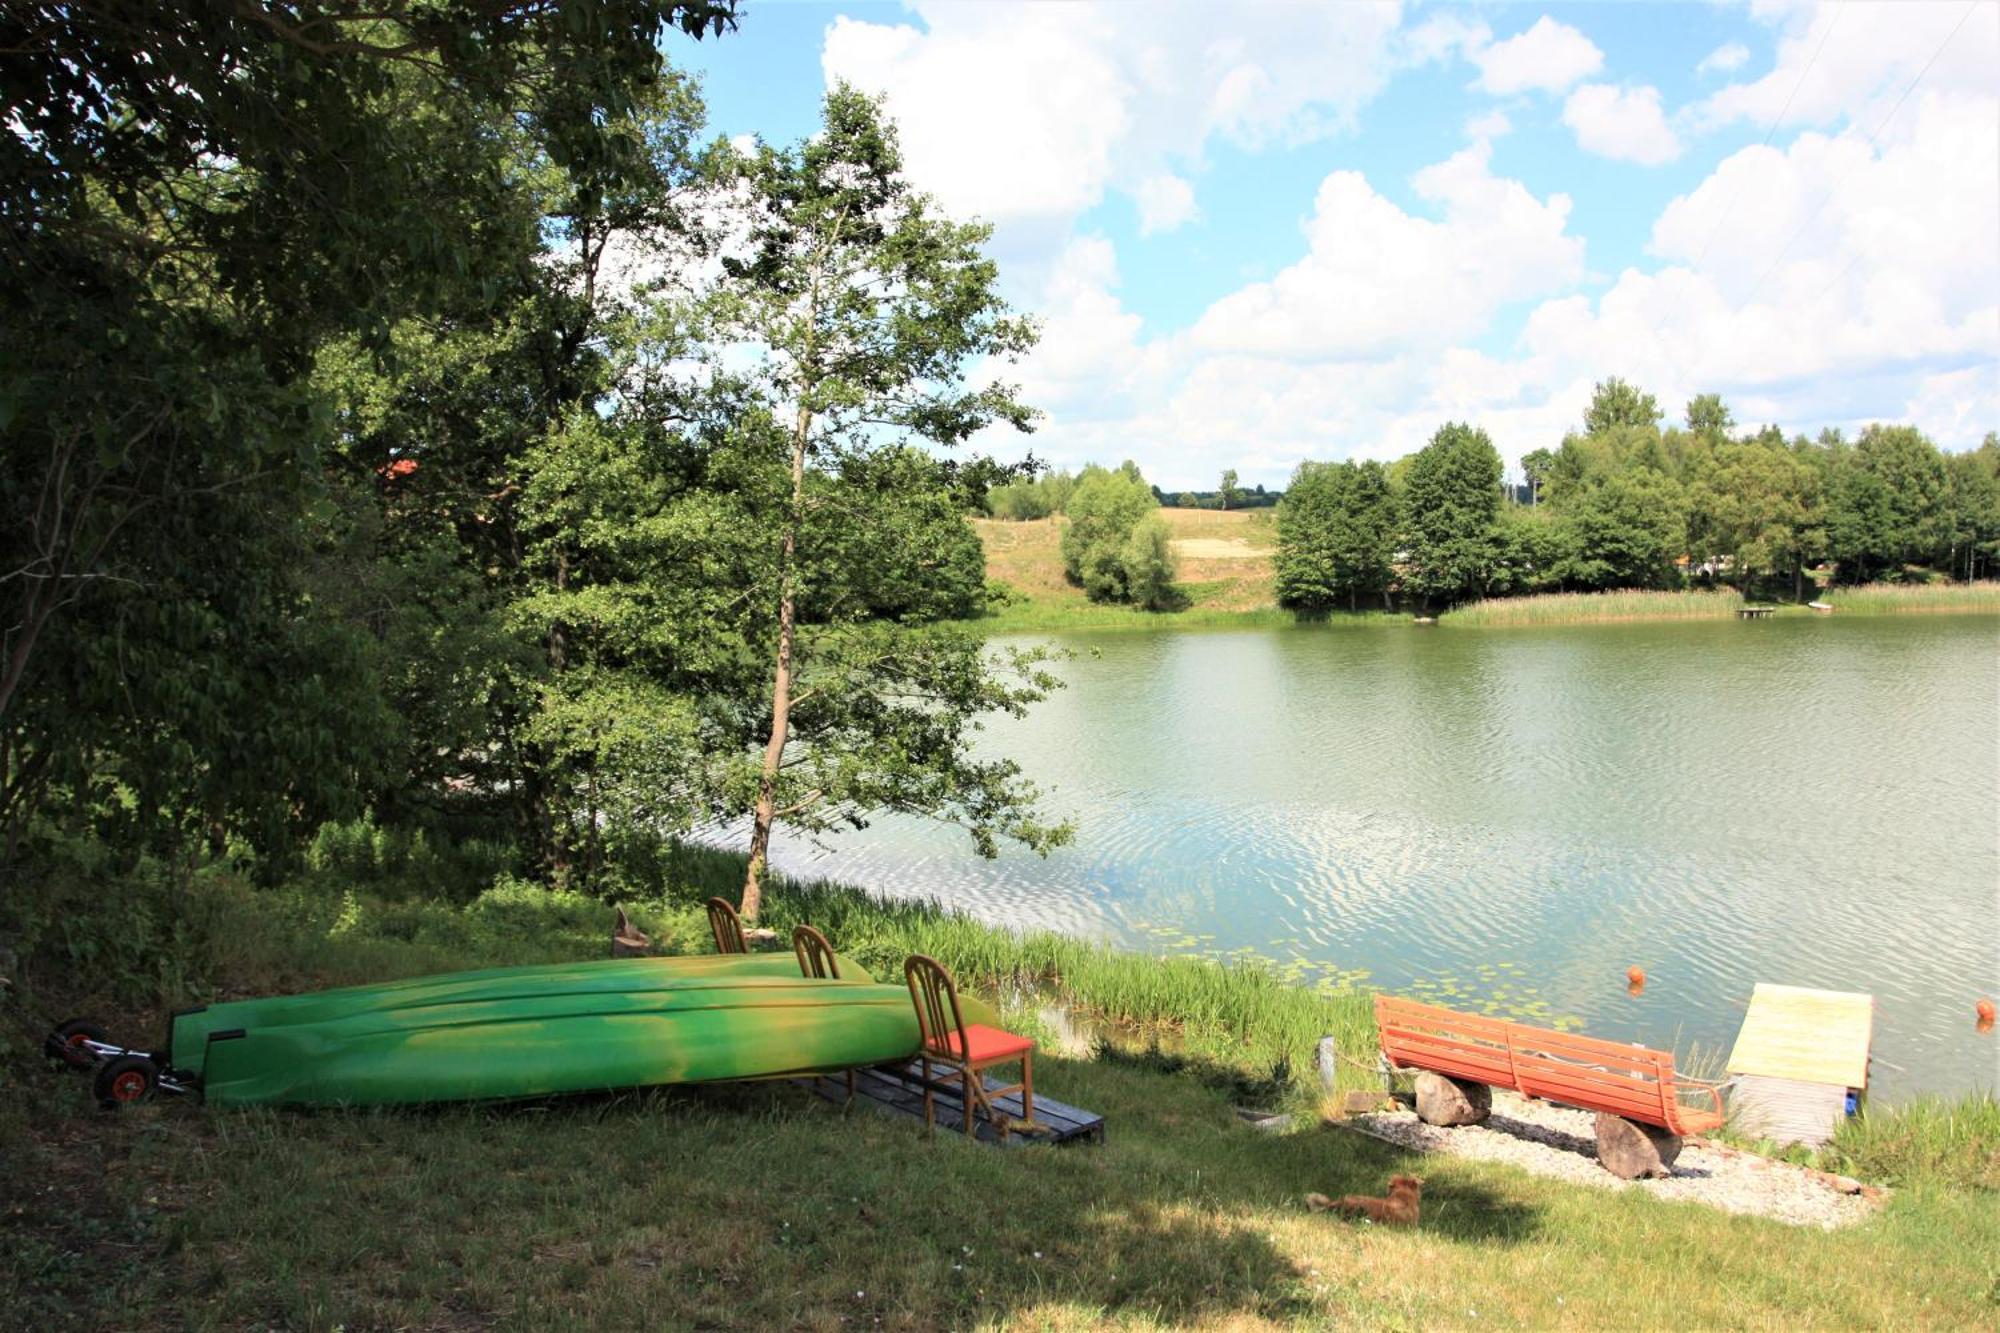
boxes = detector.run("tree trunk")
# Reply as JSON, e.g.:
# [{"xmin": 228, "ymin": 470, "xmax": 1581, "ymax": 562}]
[{"xmin": 742, "ymin": 405, "xmax": 811, "ymax": 925}]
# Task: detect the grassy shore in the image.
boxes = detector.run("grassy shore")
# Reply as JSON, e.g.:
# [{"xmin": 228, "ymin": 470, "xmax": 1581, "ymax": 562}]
[
  {"xmin": 968, "ymin": 514, "xmax": 2000, "ymax": 633},
  {"xmin": 3, "ymin": 856, "xmax": 1996, "ymax": 1329}
]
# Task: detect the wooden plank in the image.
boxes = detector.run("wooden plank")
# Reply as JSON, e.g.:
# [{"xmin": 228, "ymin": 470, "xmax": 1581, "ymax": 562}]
[
  {"xmin": 1726, "ymin": 984, "xmax": 1873, "ymax": 1087},
  {"xmin": 797, "ymin": 1062, "xmax": 1105, "ymax": 1147},
  {"xmin": 1731, "ymin": 1073, "xmax": 1847, "ymax": 1146}
]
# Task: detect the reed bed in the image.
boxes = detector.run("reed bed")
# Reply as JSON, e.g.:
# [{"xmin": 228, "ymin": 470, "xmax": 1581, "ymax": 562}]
[
  {"xmin": 1441, "ymin": 587, "xmax": 1752, "ymax": 627},
  {"xmin": 1818, "ymin": 580, "xmax": 2000, "ymax": 615}
]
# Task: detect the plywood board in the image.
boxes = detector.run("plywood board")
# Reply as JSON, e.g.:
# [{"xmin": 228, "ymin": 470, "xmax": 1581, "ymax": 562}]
[{"xmin": 1726, "ymin": 983, "xmax": 1873, "ymax": 1087}]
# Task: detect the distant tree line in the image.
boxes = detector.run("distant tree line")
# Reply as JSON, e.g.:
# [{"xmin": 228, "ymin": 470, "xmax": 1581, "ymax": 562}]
[{"xmin": 1277, "ymin": 379, "xmax": 2000, "ymax": 613}]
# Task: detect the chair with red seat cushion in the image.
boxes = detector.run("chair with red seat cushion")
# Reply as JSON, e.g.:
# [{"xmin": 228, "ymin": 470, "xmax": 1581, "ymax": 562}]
[{"xmin": 904, "ymin": 953, "xmax": 1035, "ymax": 1141}]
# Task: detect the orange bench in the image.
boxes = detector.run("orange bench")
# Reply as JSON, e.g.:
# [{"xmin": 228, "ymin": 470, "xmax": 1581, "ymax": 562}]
[{"xmin": 1374, "ymin": 995, "xmax": 1725, "ymax": 1137}]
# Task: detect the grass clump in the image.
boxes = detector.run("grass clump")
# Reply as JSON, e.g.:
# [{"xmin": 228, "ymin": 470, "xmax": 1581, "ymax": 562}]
[
  {"xmin": 1440, "ymin": 588, "xmax": 1754, "ymax": 627},
  {"xmin": 1817, "ymin": 580, "xmax": 2000, "ymax": 615},
  {"xmin": 1826, "ymin": 1093, "xmax": 2000, "ymax": 1192}
]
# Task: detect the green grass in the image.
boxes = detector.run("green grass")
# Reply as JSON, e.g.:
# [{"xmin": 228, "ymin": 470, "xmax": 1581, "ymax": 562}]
[
  {"xmin": 4, "ymin": 858, "xmax": 1997, "ymax": 1330},
  {"xmin": 1440, "ymin": 588, "xmax": 1760, "ymax": 627}
]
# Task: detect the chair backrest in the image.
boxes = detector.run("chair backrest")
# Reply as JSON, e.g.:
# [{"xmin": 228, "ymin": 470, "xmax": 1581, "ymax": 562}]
[
  {"xmin": 706, "ymin": 897, "xmax": 748, "ymax": 955},
  {"xmin": 792, "ymin": 924, "xmax": 841, "ymax": 979},
  {"xmin": 904, "ymin": 953, "xmax": 969, "ymax": 1061}
]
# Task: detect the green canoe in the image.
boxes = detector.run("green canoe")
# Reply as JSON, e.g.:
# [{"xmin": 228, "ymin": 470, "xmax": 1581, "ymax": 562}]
[{"xmin": 171, "ymin": 952, "xmax": 990, "ymax": 1109}]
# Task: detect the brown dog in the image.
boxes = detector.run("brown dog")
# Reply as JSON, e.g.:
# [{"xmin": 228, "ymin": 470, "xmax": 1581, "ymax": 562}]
[{"xmin": 1306, "ymin": 1174, "xmax": 1422, "ymax": 1226}]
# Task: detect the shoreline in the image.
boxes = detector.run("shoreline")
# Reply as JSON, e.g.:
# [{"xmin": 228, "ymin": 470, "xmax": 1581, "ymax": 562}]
[{"xmin": 965, "ymin": 581, "xmax": 2000, "ymax": 634}]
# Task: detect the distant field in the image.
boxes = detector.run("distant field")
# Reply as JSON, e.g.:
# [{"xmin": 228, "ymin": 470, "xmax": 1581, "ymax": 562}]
[
  {"xmin": 972, "ymin": 508, "xmax": 1278, "ymax": 629},
  {"xmin": 968, "ymin": 513, "xmax": 2000, "ymax": 633}
]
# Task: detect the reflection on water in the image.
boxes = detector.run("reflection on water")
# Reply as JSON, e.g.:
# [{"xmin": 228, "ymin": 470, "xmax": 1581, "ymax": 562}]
[{"xmin": 754, "ymin": 615, "xmax": 2000, "ymax": 1099}]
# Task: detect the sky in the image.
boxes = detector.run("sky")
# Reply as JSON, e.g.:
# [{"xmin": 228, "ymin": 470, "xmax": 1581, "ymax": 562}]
[{"xmin": 671, "ymin": 0, "xmax": 1999, "ymax": 490}]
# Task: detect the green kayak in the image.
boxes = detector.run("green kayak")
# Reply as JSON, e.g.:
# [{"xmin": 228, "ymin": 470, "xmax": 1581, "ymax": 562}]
[{"xmin": 168, "ymin": 952, "xmax": 989, "ymax": 1109}]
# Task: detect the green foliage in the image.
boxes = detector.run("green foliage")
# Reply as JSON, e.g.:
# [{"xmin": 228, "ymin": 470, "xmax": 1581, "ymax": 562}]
[
  {"xmin": 1827, "ymin": 425, "xmax": 1953, "ymax": 582},
  {"xmin": 1583, "ymin": 377, "xmax": 1663, "ymax": 435},
  {"xmin": 1550, "ymin": 467, "xmax": 1687, "ymax": 590},
  {"xmin": 1274, "ymin": 460, "xmax": 1399, "ymax": 612},
  {"xmin": 986, "ymin": 469, "xmax": 1077, "ymax": 520},
  {"xmin": 1218, "ymin": 468, "xmax": 1242, "ymax": 511},
  {"xmin": 1401, "ymin": 423, "xmax": 1504, "ymax": 606},
  {"xmin": 1825, "ymin": 1094, "xmax": 2000, "ymax": 1192},
  {"xmin": 1060, "ymin": 463, "xmax": 1179, "ymax": 606}
]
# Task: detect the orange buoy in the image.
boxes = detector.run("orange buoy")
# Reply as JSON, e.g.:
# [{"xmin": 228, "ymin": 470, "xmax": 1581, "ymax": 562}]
[
  {"xmin": 1979, "ymin": 997, "xmax": 1997, "ymax": 1033},
  {"xmin": 1626, "ymin": 966, "xmax": 1646, "ymax": 987}
]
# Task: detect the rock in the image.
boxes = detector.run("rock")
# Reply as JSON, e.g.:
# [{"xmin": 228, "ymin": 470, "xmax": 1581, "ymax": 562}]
[
  {"xmin": 1594, "ymin": 1113, "xmax": 1682, "ymax": 1179},
  {"xmin": 1342, "ymin": 1090, "xmax": 1397, "ymax": 1115},
  {"xmin": 1414, "ymin": 1072, "xmax": 1491, "ymax": 1126}
]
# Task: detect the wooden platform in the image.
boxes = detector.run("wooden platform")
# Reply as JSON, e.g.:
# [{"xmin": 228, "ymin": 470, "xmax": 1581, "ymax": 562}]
[
  {"xmin": 1727, "ymin": 984, "xmax": 1874, "ymax": 1087},
  {"xmin": 798, "ymin": 1061, "xmax": 1106, "ymax": 1147}
]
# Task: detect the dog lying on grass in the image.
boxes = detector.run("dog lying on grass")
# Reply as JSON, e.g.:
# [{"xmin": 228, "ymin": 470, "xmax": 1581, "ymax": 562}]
[{"xmin": 1306, "ymin": 1174, "xmax": 1422, "ymax": 1226}]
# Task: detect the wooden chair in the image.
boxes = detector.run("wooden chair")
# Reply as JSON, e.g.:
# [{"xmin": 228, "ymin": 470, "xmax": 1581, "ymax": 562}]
[
  {"xmin": 792, "ymin": 924, "xmax": 841, "ymax": 980},
  {"xmin": 903, "ymin": 953, "xmax": 1035, "ymax": 1141},
  {"xmin": 793, "ymin": 925, "xmax": 855, "ymax": 1100},
  {"xmin": 706, "ymin": 897, "xmax": 748, "ymax": 955}
]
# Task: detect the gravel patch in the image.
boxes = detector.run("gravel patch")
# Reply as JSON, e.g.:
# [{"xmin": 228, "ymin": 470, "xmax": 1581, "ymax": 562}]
[{"xmin": 1345, "ymin": 1091, "xmax": 1881, "ymax": 1229}]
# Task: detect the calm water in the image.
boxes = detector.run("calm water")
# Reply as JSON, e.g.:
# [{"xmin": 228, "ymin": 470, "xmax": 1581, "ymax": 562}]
[{"xmin": 760, "ymin": 615, "xmax": 2000, "ymax": 1099}]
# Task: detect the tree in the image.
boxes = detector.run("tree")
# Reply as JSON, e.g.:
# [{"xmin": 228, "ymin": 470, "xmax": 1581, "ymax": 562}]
[
  {"xmin": 1693, "ymin": 436, "xmax": 1819, "ymax": 597},
  {"xmin": 1274, "ymin": 460, "xmax": 1399, "ymax": 611},
  {"xmin": 1583, "ymin": 378, "xmax": 1663, "ymax": 435},
  {"xmin": 1685, "ymin": 394, "xmax": 1735, "ymax": 439},
  {"xmin": 2, "ymin": 4, "xmax": 739, "ymax": 861},
  {"xmin": 1219, "ymin": 469, "xmax": 1242, "ymax": 511},
  {"xmin": 1521, "ymin": 448, "xmax": 1556, "ymax": 508},
  {"xmin": 1941, "ymin": 439, "xmax": 2000, "ymax": 581},
  {"xmin": 1062, "ymin": 464, "xmax": 1176, "ymax": 605},
  {"xmin": 1402, "ymin": 423, "xmax": 1503, "ymax": 607},
  {"xmin": 1552, "ymin": 469, "xmax": 1688, "ymax": 590},
  {"xmin": 1826, "ymin": 425, "xmax": 1950, "ymax": 582},
  {"xmin": 718, "ymin": 86, "xmax": 1057, "ymax": 921}
]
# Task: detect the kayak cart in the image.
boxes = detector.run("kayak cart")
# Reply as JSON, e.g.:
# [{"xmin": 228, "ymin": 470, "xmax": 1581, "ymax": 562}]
[{"xmin": 44, "ymin": 1017, "xmax": 200, "ymax": 1109}]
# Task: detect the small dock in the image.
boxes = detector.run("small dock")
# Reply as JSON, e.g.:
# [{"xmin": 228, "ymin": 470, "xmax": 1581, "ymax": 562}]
[
  {"xmin": 800, "ymin": 1061, "xmax": 1106, "ymax": 1147},
  {"xmin": 1727, "ymin": 984, "xmax": 1874, "ymax": 1146},
  {"xmin": 1738, "ymin": 605, "xmax": 1778, "ymax": 619}
]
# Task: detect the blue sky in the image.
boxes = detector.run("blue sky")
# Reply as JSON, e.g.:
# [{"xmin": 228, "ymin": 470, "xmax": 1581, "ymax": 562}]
[{"xmin": 673, "ymin": 1, "xmax": 1998, "ymax": 489}]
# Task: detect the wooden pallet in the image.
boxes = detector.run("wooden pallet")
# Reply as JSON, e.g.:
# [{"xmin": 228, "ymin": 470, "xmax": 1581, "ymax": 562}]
[{"xmin": 797, "ymin": 1061, "xmax": 1106, "ymax": 1147}]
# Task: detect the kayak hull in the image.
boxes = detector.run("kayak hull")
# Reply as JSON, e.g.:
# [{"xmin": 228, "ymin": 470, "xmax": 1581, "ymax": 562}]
[{"xmin": 171, "ymin": 953, "xmax": 995, "ymax": 1109}]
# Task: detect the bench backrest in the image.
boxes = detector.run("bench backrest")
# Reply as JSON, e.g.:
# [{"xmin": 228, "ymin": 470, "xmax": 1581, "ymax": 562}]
[{"xmin": 1375, "ymin": 995, "xmax": 1679, "ymax": 1129}]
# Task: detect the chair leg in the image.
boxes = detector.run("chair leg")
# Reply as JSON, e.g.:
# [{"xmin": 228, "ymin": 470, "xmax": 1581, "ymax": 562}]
[
  {"xmin": 1021, "ymin": 1051, "xmax": 1033, "ymax": 1126},
  {"xmin": 963, "ymin": 1069, "xmax": 975, "ymax": 1139},
  {"xmin": 845, "ymin": 1069, "xmax": 856, "ymax": 1103},
  {"xmin": 920, "ymin": 1057, "xmax": 935, "ymax": 1133}
]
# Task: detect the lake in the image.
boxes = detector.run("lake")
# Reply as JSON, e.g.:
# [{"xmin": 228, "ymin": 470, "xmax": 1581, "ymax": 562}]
[{"xmin": 759, "ymin": 615, "xmax": 2000, "ymax": 1099}]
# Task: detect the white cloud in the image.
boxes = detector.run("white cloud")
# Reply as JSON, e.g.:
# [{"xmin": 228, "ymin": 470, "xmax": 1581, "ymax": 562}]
[
  {"xmin": 1471, "ymin": 16, "xmax": 1604, "ymax": 96},
  {"xmin": 1188, "ymin": 141, "xmax": 1584, "ymax": 359},
  {"xmin": 1693, "ymin": 1, "xmax": 1998, "ymax": 135},
  {"xmin": 1563, "ymin": 84, "xmax": 1683, "ymax": 165},
  {"xmin": 1697, "ymin": 41, "xmax": 1751, "ymax": 76},
  {"xmin": 820, "ymin": 1, "xmax": 1403, "ymax": 230},
  {"xmin": 1465, "ymin": 109, "xmax": 1513, "ymax": 142},
  {"xmin": 1134, "ymin": 174, "xmax": 1198, "ymax": 236}
]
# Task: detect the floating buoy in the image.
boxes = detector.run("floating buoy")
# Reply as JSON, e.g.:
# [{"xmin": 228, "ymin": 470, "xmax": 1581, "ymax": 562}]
[
  {"xmin": 1626, "ymin": 965, "xmax": 1646, "ymax": 987},
  {"xmin": 1979, "ymin": 997, "xmax": 1996, "ymax": 1034}
]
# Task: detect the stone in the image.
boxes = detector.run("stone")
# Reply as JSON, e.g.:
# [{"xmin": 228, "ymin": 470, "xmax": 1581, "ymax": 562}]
[
  {"xmin": 1414, "ymin": 1072, "xmax": 1491, "ymax": 1126},
  {"xmin": 1593, "ymin": 1112, "xmax": 1683, "ymax": 1179},
  {"xmin": 1342, "ymin": 1090, "xmax": 1397, "ymax": 1115}
]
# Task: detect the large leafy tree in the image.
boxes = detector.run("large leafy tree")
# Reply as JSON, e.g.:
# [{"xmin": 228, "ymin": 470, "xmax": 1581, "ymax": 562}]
[
  {"xmin": 716, "ymin": 85, "xmax": 1062, "ymax": 921},
  {"xmin": 1274, "ymin": 460, "xmax": 1399, "ymax": 612},
  {"xmin": 1401, "ymin": 423, "xmax": 1503, "ymax": 607},
  {"xmin": 2, "ymin": 3, "xmax": 737, "ymax": 861},
  {"xmin": 1826, "ymin": 425, "xmax": 1951, "ymax": 582}
]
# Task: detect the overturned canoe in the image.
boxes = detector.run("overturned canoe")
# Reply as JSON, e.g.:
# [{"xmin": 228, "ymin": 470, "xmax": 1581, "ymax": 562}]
[{"xmin": 170, "ymin": 952, "xmax": 988, "ymax": 1109}]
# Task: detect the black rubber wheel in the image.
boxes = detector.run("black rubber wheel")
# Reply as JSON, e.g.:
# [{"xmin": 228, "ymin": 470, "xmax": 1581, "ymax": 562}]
[
  {"xmin": 94, "ymin": 1054, "xmax": 158, "ymax": 1109},
  {"xmin": 46, "ymin": 1018, "xmax": 110, "ymax": 1069}
]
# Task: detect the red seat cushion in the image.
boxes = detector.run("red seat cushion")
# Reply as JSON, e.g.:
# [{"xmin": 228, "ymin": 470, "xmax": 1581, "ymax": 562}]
[{"xmin": 937, "ymin": 1024, "xmax": 1033, "ymax": 1064}]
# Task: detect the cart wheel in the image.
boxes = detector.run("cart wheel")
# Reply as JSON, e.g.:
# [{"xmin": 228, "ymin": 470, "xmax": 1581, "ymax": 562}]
[
  {"xmin": 46, "ymin": 1018, "xmax": 110, "ymax": 1069},
  {"xmin": 94, "ymin": 1055, "xmax": 157, "ymax": 1109}
]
